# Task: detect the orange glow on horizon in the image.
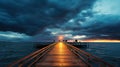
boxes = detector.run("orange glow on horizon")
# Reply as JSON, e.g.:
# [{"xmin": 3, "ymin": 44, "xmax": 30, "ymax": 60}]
[
  {"xmin": 67, "ymin": 39, "xmax": 120, "ymax": 42},
  {"xmin": 81, "ymin": 39, "xmax": 120, "ymax": 42}
]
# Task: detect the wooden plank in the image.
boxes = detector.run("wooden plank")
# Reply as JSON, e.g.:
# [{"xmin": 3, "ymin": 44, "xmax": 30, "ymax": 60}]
[
  {"xmin": 9, "ymin": 42, "xmax": 113, "ymax": 67},
  {"xmin": 35, "ymin": 42, "xmax": 87, "ymax": 67}
]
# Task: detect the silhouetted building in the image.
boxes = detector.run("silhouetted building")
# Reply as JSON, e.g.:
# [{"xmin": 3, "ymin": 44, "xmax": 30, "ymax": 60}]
[{"xmin": 75, "ymin": 40, "xmax": 78, "ymax": 42}]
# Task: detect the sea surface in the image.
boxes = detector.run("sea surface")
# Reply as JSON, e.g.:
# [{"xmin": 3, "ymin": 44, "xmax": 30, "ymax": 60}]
[
  {"xmin": 82, "ymin": 42, "xmax": 120, "ymax": 67},
  {"xmin": 0, "ymin": 42, "xmax": 120, "ymax": 67}
]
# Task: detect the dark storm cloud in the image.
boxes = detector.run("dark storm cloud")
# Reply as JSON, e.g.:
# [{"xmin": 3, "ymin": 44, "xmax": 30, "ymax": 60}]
[
  {"xmin": 0, "ymin": 0, "xmax": 96, "ymax": 35},
  {"xmin": 85, "ymin": 15, "xmax": 120, "ymax": 39},
  {"xmin": 54, "ymin": 10, "xmax": 120, "ymax": 40},
  {"xmin": 30, "ymin": 30, "xmax": 57, "ymax": 42},
  {"xmin": 87, "ymin": 15, "xmax": 120, "ymax": 40}
]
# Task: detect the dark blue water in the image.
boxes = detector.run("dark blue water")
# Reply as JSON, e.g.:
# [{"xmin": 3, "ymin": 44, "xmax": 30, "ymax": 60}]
[
  {"xmin": 82, "ymin": 42, "xmax": 120, "ymax": 67},
  {"xmin": 0, "ymin": 42, "xmax": 120, "ymax": 67},
  {"xmin": 0, "ymin": 42, "xmax": 36, "ymax": 67}
]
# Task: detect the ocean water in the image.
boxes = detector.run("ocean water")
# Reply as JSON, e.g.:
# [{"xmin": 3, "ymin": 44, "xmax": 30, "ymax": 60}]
[
  {"xmin": 0, "ymin": 42, "xmax": 53, "ymax": 67},
  {"xmin": 0, "ymin": 42, "xmax": 120, "ymax": 67},
  {"xmin": 0, "ymin": 42, "xmax": 36, "ymax": 67},
  {"xmin": 82, "ymin": 42, "xmax": 120, "ymax": 67}
]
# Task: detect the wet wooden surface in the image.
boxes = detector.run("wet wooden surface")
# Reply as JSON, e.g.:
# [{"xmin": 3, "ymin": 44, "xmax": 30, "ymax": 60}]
[{"xmin": 35, "ymin": 42, "xmax": 87, "ymax": 67}]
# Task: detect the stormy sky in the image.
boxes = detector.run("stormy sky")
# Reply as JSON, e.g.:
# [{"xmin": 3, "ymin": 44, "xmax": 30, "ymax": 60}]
[{"xmin": 0, "ymin": 0, "xmax": 120, "ymax": 41}]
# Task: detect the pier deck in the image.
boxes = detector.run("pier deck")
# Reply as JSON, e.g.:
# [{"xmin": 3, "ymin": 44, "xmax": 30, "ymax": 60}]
[
  {"xmin": 35, "ymin": 42, "xmax": 87, "ymax": 67},
  {"xmin": 9, "ymin": 42, "xmax": 113, "ymax": 67}
]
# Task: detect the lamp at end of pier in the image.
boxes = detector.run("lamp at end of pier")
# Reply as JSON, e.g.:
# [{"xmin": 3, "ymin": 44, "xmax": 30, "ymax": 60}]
[{"xmin": 58, "ymin": 35, "xmax": 64, "ymax": 41}]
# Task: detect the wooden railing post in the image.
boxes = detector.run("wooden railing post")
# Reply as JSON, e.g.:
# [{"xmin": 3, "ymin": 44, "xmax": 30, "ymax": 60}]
[{"xmin": 66, "ymin": 43, "xmax": 113, "ymax": 67}]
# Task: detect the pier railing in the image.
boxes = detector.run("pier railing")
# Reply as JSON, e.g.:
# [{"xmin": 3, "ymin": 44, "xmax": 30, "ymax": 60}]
[
  {"xmin": 9, "ymin": 42, "xmax": 113, "ymax": 67},
  {"xmin": 67, "ymin": 43, "xmax": 113, "ymax": 67},
  {"xmin": 8, "ymin": 43, "xmax": 56, "ymax": 67}
]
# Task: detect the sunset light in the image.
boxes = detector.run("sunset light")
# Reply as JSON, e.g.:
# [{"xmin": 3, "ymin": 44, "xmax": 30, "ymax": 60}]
[
  {"xmin": 82, "ymin": 39, "xmax": 120, "ymax": 42},
  {"xmin": 58, "ymin": 35, "xmax": 64, "ymax": 41},
  {"xmin": 0, "ymin": 0, "xmax": 120, "ymax": 66},
  {"xmin": 59, "ymin": 42, "xmax": 63, "ymax": 48}
]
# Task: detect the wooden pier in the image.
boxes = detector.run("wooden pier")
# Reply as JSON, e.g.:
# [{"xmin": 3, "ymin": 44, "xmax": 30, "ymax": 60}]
[{"xmin": 9, "ymin": 42, "xmax": 113, "ymax": 67}]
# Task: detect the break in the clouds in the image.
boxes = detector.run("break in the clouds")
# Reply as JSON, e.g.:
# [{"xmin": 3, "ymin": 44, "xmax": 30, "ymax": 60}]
[
  {"xmin": 0, "ymin": 31, "xmax": 30, "ymax": 41},
  {"xmin": 93, "ymin": 0, "xmax": 120, "ymax": 15},
  {"xmin": 0, "ymin": 0, "xmax": 120, "ymax": 41}
]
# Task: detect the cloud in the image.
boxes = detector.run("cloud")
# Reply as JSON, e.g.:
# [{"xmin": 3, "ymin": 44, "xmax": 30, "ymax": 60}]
[
  {"xmin": 51, "ymin": 5, "xmax": 120, "ymax": 40},
  {"xmin": 0, "ymin": 31, "xmax": 31, "ymax": 41},
  {"xmin": 93, "ymin": 0, "xmax": 120, "ymax": 15},
  {"xmin": 0, "ymin": 0, "xmax": 96, "ymax": 36},
  {"xmin": 73, "ymin": 35, "xmax": 87, "ymax": 39},
  {"xmin": 1, "ymin": 0, "xmax": 120, "ymax": 41}
]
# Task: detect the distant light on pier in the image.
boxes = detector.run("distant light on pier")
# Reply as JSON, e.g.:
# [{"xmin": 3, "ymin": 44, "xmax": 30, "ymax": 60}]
[{"xmin": 58, "ymin": 35, "xmax": 64, "ymax": 41}]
